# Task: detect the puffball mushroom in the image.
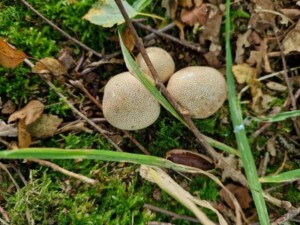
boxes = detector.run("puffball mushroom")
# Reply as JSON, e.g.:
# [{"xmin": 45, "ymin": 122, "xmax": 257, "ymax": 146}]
[
  {"xmin": 167, "ymin": 66, "xmax": 227, "ymax": 119},
  {"xmin": 136, "ymin": 47, "xmax": 175, "ymax": 83},
  {"xmin": 102, "ymin": 72, "xmax": 160, "ymax": 130}
]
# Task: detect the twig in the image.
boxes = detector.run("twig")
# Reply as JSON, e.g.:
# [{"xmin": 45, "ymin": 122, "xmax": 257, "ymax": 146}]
[
  {"xmin": 134, "ymin": 22, "xmax": 203, "ymax": 52},
  {"xmin": 0, "ymin": 162, "xmax": 20, "ymax": 190},
  {"xmin": 114, "ymin": 0, "xmax": 248, "ymax": 188},
  {"xmin": 24, "ymin": 58, "xmax": 123, "ymax": 152},
  {"xmin": 271, "ymin": 207, "xmax": 300, "ymax": 225},
  {"xmin": 28, "ymin": 159, "xmax": 97, "ymax": 185},
  {"xmin": 143, "ymin": 204, "xmax": 201, "ymax": 223},
  {"xmin": 273, "ymin": 25, "xmax": 300, "ymax": 136},
  {"xmin": 70, "ymin": 80, "xmax": 151, "ymax": 155},
  {"xmin": 19, "ymin": 0, "xmax": 102, "ymax": 58}
]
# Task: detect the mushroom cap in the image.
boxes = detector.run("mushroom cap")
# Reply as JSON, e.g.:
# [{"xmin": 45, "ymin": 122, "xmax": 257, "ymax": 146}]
[
  {"xmin": 102, "ymin": 72, "xmax": 161, "ymax": 130},
  {"xmin": 167, "ymin": 66, "xmax": 227, "ymax": 119},
  {"xmin": 136, "ymin": 47, "xmax": 175, "ymax": 83}
]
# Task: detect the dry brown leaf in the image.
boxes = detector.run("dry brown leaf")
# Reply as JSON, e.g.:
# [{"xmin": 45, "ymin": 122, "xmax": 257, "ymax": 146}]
[
  {"xmin": 122, "ymin": 27, "xmax": 135, "ymax": 53},
  {"xmin": 8, "ymin": 100, "xmax": 44, "ymax": 125},
  {"xmin": 0, "ymin": 39, "xmax": 27, "ymax": 68},
  {"xmin": 18, "ymin": 118, "xmax": 32, "ymax": 148},
  {"xmin": 235, "ymin": 30, "xmax": 251, "ymax": 64},
  {"xmin": 181, "ymin": 4, "xmax": 208, "ymax": 26},
  {"xmin": 280, "ymin": 8, "xmax": 300, "ymax": 20},
  {"xmin": 283, "ymin": 19, "xmax": 300, "ymax": 55},
  {"xmin": 203, "ymin": 51, "xmax": 221, "ymax": 68},
  {"xmin": 199, "ymin": 6, "xmax": 222, "ymax": 53},
  {"xmin": 32, "ymin": 57, "xmax": 67, "ymax": 76},
  {"xmin": 1, "ymin": 100, "xmax": 16, "ymax": 114},
  {"xmin": 0, "ymin": 120, "xmax": 17, "ymax": 137},
  {"xmin": 27, "ymin": 114, "xmax": 63, "ymax": 138},
  {"xmin": 220, "ymin": 184, "xmax": 252, "ymax": 209},
  {"xmin": 173, "ymin": 20, "xmax": 186, "ymax": 40},
  {"xmin": 248, "ymin": 0, "xmax": 275, "ymax": 33},
  {"xmin": 166, "ymin": 149, "xmax": 214, "ymax": 170},
  {"xmin": 266, "ymin": 81, "xmax": 287, "ymax": 92},
  {"xmin": 162, "ymin": 0, "xmax": 178, "ymax": 19},
  {"xmin": 232, "ymin": 63, "xmax": 257, "ymax": 84}
]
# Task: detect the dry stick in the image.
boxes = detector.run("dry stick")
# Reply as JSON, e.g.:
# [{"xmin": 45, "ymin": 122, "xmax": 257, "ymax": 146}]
[
  {"xmin": 134, "ymin": 22, "xmax": 203, "ymax": 52},
  {"xmin": 114, "ymin": 0, "xmax": 248, "ymax": 187},
  {"xmin": 71, "ymin": 80, "xmax": 151, "ymax": 155},
  {"xmin": 143, "ymin": 204, "xmax": 201, "ymax": 224},
  {"xmin": 19, "ymin": 0, "xmax": 102, "ymax": 58},
  {"xmin": 24, "ymin": 59, "xmax": 122, "ymax": 152},
  {"xmin": 271, "ymin": 207, "xmax": 300, "ymax": 225},
  {"xmin": 273, "ymin": 25, "xmax": 300, "ymax": 136},
  {"xmin": 28, "ymin": 159, "xmax": 97, "ymax": 185}
]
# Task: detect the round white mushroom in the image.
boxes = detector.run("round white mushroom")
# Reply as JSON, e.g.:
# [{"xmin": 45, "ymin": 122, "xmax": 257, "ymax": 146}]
[
  {"xmin": 102, "ymin": 72, "xmax": 161, "ymax": 130},
  {"xmin": 136, "ymin": 47, "xmax": 175, "ymax": 83},
  {"xmin": 167, "ymin": 66, "xmax": 227, "ymax": 119}
]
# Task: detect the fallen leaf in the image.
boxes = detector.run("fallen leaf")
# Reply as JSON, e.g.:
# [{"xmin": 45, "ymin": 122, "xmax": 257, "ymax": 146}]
[
  {"xmin": 162, "ymin": 0, "xmax": 178, "ymax": 19},
  {"xmin": 266, "ymin": 82, "xmax": 287, "ymax": 92},
  {"xmin": 235, "ymin": 30, "xmax": 251, "ymax": 64},
  {"xmin": 178, "ymin": 0, "xmax": 193, "ymax": 8},
  {"xmin": 32, "ymin": 57, "xmax": 67, "ymax": 76},
  {"xmin": 283, "ymin": 19, "xmax": 300, "ymax": 55},
  {"xmin": 248, "ymin": 0, "xmax": 276, "ymax": 33},
  {"xmin": 58, "ymin": 48, "xmax": 76, "ymax": 70},
  {"xmin": 203, "ymin": 51, "xmax": 221, "ymax": 68},
  {"xmin": 232, "ymin": 63, "xmax": 257, "ymax": 84},
  {"xmin": 280, "ymin": 8, "xmax": 300, "ymax": 20},
  {"xmin": 27, "ymin": 114, "xmax": 63, "ymax": 138},
  {"xmin": 266, "ymin": 136, "xmax": 276, "ymax": 157},
  {"xmin": 180, "ymin": 4, "xmax": 208, "ymax": 26},
  {"xmin": 18, "ymin": 118, "xmax": 32, "ymax": 148},
  {"xmin": 83, "ymin": 0, "xmax": 136, "ymax": 27},
  {"xmin": 166, "ymin": 149, "xmax": 214, "ymax": 170},
  {"xmin": 0, "ymin": 120, "xmax": 17, "ymax": 137},
  {"xmin": 1, "ymin": 100, "xmax": 16, "ymax": 114},
  {"xmin": 8, "ymin": 100, "xmax": 44, "ymax": 125},
  {"xmin": 121, "ymin": 27, "xmax": 135, "ymax": 53},
  {"xmin": 199, "ymin": 6, "xmax": 222, "ymax": 52},
  {"xmin": 220, "ymin": 183, "xmax": 252, "ymax": 209},
  {"xmin": 0, "ymin": 39, "xmax": 27, "ymax": 68}
]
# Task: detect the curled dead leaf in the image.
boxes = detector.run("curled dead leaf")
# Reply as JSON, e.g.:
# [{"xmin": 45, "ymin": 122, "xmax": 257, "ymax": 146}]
[
  {"xmin": 122, "ymin": 27, "xmax": 135, "ymax": 53},
  {"xmin": 0, "ymin": 120, "xmax": 17, "ymax": 137},
  {"xmin": 232, "ymin": 63, "xmax": 257, "ymax": 84},
  {"xmin": 283, "ymin": 19, "xmax": 300, "ymax": 55},
  {"xmin": 8, "ymin": 100, "xmax": 44, "ymax": 125},
  {"xmin": 0, "ymin": 39, "xmax": 27, "ymax": 68},
  {"xmin": 166, "ymin": 149, "xmax": 214, "ymax": 170},
  {"xmin": 220, "ymin": 183, "xmax": 252, "ymax": 209},
  {"xmin": 18, "ymin": 118, "xmax": 32, "ymax": 148}
]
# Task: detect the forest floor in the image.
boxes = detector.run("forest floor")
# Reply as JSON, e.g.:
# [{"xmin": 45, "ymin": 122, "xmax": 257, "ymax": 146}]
[{"xmin": 0, "ymin": 0, "xmax": 300, "ymax": 224}]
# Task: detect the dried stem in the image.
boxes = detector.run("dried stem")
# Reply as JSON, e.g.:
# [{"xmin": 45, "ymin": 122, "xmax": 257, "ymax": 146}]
[
  {"xmin": 28, "ymin": 159, "xmax": 97, "ymax": 185},
  {"xmin": 134, "ymin": 22, "xmax": 202, "ymax": 52},
  {"xmin": 19, "ymin": 0, "xmax": 102, "ymax": 58}
]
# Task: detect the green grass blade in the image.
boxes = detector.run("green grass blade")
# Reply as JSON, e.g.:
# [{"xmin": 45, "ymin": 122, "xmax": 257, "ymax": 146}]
[
  {"xmin": 260, "ymin": 169, "xmax": 300, "ymax": 183},
  {"xmin": 252, "ymin": 110, "xmax": 300, "ymax": 123},
  {"xmin": 225, "ymin": 1, "xmax": 270, "ymax": 224},
  {"xmin": 0, "ymin": 148, "xmax": 198, "ymax": 173}
]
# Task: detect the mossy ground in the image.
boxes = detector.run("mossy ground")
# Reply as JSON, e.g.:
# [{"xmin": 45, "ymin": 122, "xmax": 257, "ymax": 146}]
[{"xmin": 1, "ymin": 0, "xmax": 299, "ymax": 224}]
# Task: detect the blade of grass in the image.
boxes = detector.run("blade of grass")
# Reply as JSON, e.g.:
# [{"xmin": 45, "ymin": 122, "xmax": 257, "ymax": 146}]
[
  {"xmin": 225, "ymin": 0, "xmax": 270, "ymax": 224},
  {"xmin": 252, "ymin": 110, "xmax": 300, "ymax": 123},
  {"xmin": 260, "ymin": 169, "xmax": 300, "ymax": 183},
  {"xmin": 0, "ymin": 148, "xmax": 200, "ymax": 173},
  {"xmin": 118, "ymin": 27, "xmax": 240, "ymax": 157}
]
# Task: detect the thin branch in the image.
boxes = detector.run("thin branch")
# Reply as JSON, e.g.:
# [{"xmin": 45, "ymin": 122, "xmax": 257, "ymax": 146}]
[
  {"xmin": 28, "ymin": 159, "xmax": 97, "ymax": 185},
  {"xmin": 134, "ymin": 22, "xmax": 203, "ymax": 52},
  {"xmin": 19, "ymin": 0, "xmax": 102, "ymax": 58}
]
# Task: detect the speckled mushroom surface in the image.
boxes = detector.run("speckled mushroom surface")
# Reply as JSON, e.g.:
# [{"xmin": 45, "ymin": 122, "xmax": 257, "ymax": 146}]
[
  {"xmin": 102, "ymin": 72, "xmax": 161, "ymax": 130},
  {"xmin": 136, "ymin": 47, "xmax": 175, "ymax": 83},
  {"xmin": 167, "ymin": 66, "xmax": 227, "ymax": 119}
]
